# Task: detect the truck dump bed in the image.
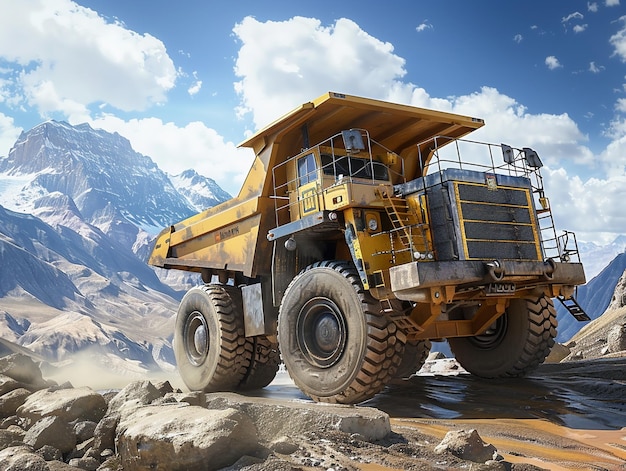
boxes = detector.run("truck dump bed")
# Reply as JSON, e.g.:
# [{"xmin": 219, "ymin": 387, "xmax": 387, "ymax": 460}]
[{"xmin": 148, "ymin": 92, "xmax": 485, "ymax": 278}]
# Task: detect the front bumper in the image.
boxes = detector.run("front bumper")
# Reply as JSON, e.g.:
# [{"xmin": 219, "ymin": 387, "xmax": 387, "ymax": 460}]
[{"xmin": 390, "ymin": 259, "xmax": 586, "ymax": 302}]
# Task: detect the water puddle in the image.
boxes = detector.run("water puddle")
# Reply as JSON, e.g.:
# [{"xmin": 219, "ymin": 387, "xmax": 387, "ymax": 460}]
[{"xmin": 265, "ymin": 358, "xmax": 626, "ymax": 469}]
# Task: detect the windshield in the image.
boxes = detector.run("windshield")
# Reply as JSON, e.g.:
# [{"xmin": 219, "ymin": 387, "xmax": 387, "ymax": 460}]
[{"xmin": 320, "ymin": 154, "xmax": 388, "ymax": 181}]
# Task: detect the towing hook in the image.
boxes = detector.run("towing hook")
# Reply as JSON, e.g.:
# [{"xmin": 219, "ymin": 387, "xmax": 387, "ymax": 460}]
[
  {"xmin": 543, "ymin": 259, "xmax": 556, "ymax": 280},
  {"xmin": 486, "ymin": 260, "xmax": 504, "ymax": 281}
]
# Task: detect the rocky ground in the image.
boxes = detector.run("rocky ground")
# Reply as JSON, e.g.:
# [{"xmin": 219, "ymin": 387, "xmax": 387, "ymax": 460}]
[{"xmin": 0, "ymin": 350, "xmax": 624, "ymax": 471}]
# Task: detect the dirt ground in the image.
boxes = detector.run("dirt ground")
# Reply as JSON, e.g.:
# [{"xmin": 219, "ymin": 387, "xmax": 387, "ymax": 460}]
[{"xmin": 235, "ymin": 357, "xmax": 626, "ymax": 471}]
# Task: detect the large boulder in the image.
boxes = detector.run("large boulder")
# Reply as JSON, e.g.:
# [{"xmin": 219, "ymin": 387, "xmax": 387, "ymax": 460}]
[
  {"xmin": 23, "ymin": 415, "xmax": 75, "ymax": 454},
  {"xmin": 0, "ymin": 355, "xmax": 48, "ymax": 390},
  {"xmin": 0, "ymin": 388, "xmax": 31, "ymax": 418},
  {"xmin": 106, "ymin": 380, "xmax": 164, "ymax": 414},
  {"xmin": 17, "ymin": 387, "xmax": 106, "ymax": 424},
  {"xmin": 434, "ymin": 429, "xmax": 497, "ymax": 463},
  {"xmin": 0, "ymin": 445, "xmax": 50, "ymax": 470},
  {"xmin": 0, "ymin": 376, "xmax": 23, "ymax": 396},
  {"xmin": 545, "ymin": 342, "xmax": 571, "ymax": 363},
  {"xmin": 607, "ymin": 323, "xmax": 626, "ymax": 353},
  {"xmin": 204, "ymin": 392, "xmax": 391, "ymax": 442},
  {"xmin": 89, "ymin": 413, "xmax": 119, "ymax": 459},
  {"xmin": 116, "ymin": 404, "xmax": 259, "ymax": 471}
]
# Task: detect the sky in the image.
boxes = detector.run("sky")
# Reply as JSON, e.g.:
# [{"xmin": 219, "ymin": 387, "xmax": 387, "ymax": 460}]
[{"xmin": 0, "ymin": 0, "xmax": 625, "ymax": 245}]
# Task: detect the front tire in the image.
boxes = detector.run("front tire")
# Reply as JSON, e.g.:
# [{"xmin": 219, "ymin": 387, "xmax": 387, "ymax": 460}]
[
  {"xmin": 174, "ymin": 285, "xmax": 251, "ymax": 391},
  {"xmin": 278, "ymin": 260, "xmax": 403, "ymax": 404},
  {"xmin": 448, "ymin": 295, "xmax": 557, "ymax": 378}
]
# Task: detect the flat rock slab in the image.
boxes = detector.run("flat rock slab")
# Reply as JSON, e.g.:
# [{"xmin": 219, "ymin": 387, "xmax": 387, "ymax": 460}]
[
  {"xmin": 204, "ymin": 392, "xmax": 391, "ymax": 442},
  {"xmin": 116, "ymin": 403, "xmax": 258, "ymax": 471},
  {"xmin": 17, "ymin": 387, "xmax": 107, "ymax": 423}
]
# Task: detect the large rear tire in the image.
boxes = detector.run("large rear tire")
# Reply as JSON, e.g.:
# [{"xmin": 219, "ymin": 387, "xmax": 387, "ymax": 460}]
[
  {"xmin": 174, "ymin": 285, "xmax": 251, "ymax": 391},
  {"xmin": 222, "ymin": 286, "xmax": 281, "ymax": 391},
  {"xmin": 448, "ymin": 295, "xmax": 557, "ymax": 378},
  {"xmin": 393, "ymin": 339, "xmax": 431, "ymax": 379},
  {"xmin": 278, "ymin": 260, "xmax": 403, "ymax": 404},
  {"xmin": 239, "ymin": 335, "xmax": 281, "ymax": 390}
]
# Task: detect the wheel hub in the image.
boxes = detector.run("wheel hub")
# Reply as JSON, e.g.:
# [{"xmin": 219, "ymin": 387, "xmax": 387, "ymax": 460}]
[
  {"xmin": 471, "ymin": 315, "xmax": 507, "ymax": 349},
  {"xmin": 184, "ymin": 311, "xmax": 209, "ymax": 366},
  {"xmin": 297, "ymin": 297, "xmax": 346, "ymax": 368}
]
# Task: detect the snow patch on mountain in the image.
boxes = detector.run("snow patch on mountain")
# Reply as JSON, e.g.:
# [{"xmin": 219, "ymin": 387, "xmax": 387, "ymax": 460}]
[
  {"xmin": 169, "ymin": 169, "xmax": 232, "ymax": 212},
  {"xmin": 577, "ymin": 235, "xmax": 626, "ymax": 281}
]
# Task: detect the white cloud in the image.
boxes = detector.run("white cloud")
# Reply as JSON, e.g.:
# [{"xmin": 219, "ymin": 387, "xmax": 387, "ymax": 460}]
[
  {"xmin": 0, "ymin": 113, "xmax": 22, "ymax": 158},
  {"xmin": 0, "ymin": 0, "xmax": 177, "ymax": 118},
  {"xmin": 561, "ymin": 12, "xmax": 587, "ymax": 33},
  {"xmin": 188, "ymin": 71, "xmax": 202, "ymax": 96},
  {"xmin": 561, "ymin": 11, "xmax": 584, "ymax": 23},
  {"xmin": 545, "ymin": 168, "xmax": 626, "ymax": 240},
  {"xmin": 188, "ymin": 81, "xmax": 202, "ymax": 96},
  {"xmin": 562, "ymin": 12, "xmax": 584, "ymax": 23},
  {"xmin": 545, "ymin": 56, "xmax": 562, "ymax": 70},
  {"xmin": 609, "ymin": 16, "xmax": 626, "ymax": 61},
  {"xmin": 513, "ymin": 34, "xmax": 523, "ymax": 43},
  {"xmin": 589, "ymin": 61, "xmax": 604, "ymax": 73},
  {"xmin": 606, "ymin": 0, "xmax": 620, "ymax": 6},
  {"xmin": 616, "ymin": 98, "xmax": 626, "ymax": 113},
  {"xmin": 416, "ymin": 20, "xmax": 433, "ymax": 32},
  {"xmin": 588, "ymin": 2, "xmax": 599, "ymax": 12},
  {"xmin": 232, "ymin": 16, "xmax": 406, "ymax": 129}
]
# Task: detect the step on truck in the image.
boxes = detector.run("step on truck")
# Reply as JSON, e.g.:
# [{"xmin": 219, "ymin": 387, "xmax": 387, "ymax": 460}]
[{"xmin": 148, "ymin": 92, "xmax": 587, "ymax": 404}]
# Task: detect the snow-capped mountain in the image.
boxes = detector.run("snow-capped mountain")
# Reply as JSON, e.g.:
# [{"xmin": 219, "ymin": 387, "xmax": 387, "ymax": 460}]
[
  {"xmin": 0, "ymin": 121, "xmax": 217, "ymax": 253},
  {"xmin": 169, "ymin": 169, "xmax": 232, "ymax": 213},
  {"xmin": 577, "ymin": 235, "xmax": 626, "ymax": 281},
  {"xmin": 0, "ymin": 120, "xmax": 231, "ymax": 374}
]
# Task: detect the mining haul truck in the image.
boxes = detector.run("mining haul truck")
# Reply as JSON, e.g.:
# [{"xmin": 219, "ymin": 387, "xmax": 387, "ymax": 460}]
[{"xmin": 149, "ymin": 92, "xmax": 588, "ymax": 404}]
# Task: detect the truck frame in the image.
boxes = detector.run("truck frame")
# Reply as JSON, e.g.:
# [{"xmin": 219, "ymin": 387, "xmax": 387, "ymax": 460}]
[{"xmin": 149, "ymin": 92, "xmax": 587, "ymax": 404}]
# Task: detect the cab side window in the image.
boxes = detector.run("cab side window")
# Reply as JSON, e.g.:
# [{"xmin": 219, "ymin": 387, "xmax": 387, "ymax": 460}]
[{"xmin": 297, "ymin": 153, "xmax": 317, "ymax": 186}]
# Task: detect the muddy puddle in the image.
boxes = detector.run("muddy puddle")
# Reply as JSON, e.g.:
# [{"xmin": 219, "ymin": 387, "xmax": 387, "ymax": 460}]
[{"xmin": 260, "ymin": 357, "xmax": 626, "ymax": 470}]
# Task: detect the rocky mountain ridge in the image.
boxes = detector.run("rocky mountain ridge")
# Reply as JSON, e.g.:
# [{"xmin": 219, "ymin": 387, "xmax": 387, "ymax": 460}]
[
  {"xmin": 0, "ymin": 120, "xmax": 230, "ymax": 253},
  {"xmin": 0, "ymin": 120, "xmax": 231, "ymax": 376}
]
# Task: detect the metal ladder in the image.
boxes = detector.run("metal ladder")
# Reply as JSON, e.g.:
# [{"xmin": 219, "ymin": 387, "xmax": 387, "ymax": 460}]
[
  {"xmin": 376, "ymin": 189, "xmax": 430, "ymax": 260},
  {"xmin": 557, "ymin": 296, "xmax": 590, "ymax": 322}
]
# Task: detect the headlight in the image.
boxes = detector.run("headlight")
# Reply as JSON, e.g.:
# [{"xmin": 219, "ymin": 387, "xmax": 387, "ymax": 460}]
[{"xmin": 367, "ymin": 217, "xmax": 378, "ymax": 231}]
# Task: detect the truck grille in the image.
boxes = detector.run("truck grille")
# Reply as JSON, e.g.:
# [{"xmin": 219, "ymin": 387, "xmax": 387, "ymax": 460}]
[
  {"xmin": 454, "ymin": 181, "xmax": 540, "ymax": 261},
  {"xmin": 398, "ymin": 169, "xmax": 543, "ymax": 262}
]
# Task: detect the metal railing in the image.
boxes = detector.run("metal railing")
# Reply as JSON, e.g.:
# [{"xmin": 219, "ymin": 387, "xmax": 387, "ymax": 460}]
[{"xmin": 414, "ymin": 135, "xmax": 580, "ymax": 263}]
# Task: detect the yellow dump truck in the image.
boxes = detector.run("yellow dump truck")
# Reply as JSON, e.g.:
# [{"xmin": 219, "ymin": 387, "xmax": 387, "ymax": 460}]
[{"xmin": 149, "ymin": 92, "xmax": 587, "ymax": 404}]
